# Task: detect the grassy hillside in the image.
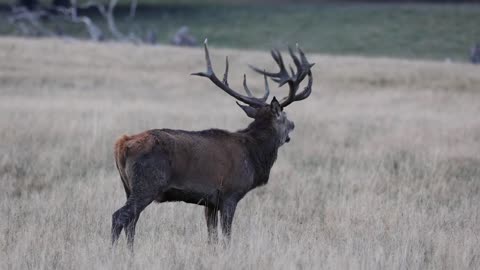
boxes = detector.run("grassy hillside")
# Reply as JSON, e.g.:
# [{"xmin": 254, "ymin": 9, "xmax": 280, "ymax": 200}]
[
  {"xmin": 0, "ymin": 37, "xmax": 479, "ymax": 269},
  {"xmin": 1, "ymin": 3, "xmax": 480, "ymax": 61}
]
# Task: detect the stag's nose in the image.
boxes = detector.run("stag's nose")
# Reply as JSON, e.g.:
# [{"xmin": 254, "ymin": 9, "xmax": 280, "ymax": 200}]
[{"xmin": 290, "ymin": 121, "xmax": 295, "ymax": 131}]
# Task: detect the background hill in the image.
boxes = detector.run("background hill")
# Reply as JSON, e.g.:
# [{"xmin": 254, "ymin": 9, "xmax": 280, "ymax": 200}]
[{"xmin": 1, "ymin": 2, "xmax": 480, "ymax": 61}]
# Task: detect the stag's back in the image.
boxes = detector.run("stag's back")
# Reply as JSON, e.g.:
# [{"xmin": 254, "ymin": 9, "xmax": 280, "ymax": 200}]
[{"xmin": 114, "ymin": 129, "xmax": 254, "ymax": 196}]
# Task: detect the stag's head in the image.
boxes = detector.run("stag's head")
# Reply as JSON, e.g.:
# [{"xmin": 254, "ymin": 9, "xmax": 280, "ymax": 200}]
[{"xmin": 192, "ymin": 39, "xmax": 314, "ymax": 145}]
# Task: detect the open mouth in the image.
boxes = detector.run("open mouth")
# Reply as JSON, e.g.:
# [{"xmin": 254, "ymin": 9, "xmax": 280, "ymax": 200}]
[{"xmin": 285, "ymin": 136, "xmax": 291, "ymax": 143}]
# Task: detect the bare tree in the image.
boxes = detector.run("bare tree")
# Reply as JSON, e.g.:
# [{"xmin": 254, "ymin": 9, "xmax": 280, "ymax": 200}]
[
  {"xmin": 94, "ymin": 0, "xmax": 126, "ymax": 41},
  {"xmin": 471, "ymin": 43, "xmax": 480, "ymax": 64},
  {"xmin": 9, "ymin": 6, "xmax": 54, "ymax": 36},
  {"xmin": 128, "ymin": 0, "xmax": 137, "ymax": 19},
  {"xmin": 55, "ymin": 0, "xmax": 104, "ymax": 41},
  {"xmin": 9, "ymin": 0, "xmax": 143, "ymax": 43}
]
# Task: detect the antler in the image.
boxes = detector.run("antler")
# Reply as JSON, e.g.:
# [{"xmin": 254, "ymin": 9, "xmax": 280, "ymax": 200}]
[
  {"xmin": 250, "ymin": 44, "xmax": 314, "ymax": 108},
  {"xmin": 192, "ymin": 39, "xmax": 270, "ymax": 108}
]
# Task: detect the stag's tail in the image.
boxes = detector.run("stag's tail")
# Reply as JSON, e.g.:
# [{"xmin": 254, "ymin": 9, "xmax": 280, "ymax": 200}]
[{"xmin": 114, "ymin": 135, "xmax": 131, "ymax": 198}]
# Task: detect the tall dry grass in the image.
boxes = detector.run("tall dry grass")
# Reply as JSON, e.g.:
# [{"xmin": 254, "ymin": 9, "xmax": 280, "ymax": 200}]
[{"xmin": 0, "ymin": 37, "xmax": 479, "ymax": 269}]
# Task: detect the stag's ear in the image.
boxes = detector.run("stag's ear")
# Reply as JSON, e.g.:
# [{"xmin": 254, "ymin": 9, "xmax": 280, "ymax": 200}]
[
  {"xmin": 270, "ymin": 97, "xmax": 282, "ymax": 116},
  {"xmin": 236, "ymin": 102, "xmax": 257, "ymax": 118}
]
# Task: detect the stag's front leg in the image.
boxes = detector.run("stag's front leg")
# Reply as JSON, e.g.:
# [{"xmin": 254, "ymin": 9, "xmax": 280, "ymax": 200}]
[
  {"xmin": 220, "ymin": 199, "xmax": 237, "ymax": 243},
  {"xmin": 204, "ymin": 206, "xmax": 218, "ymax": 244}
]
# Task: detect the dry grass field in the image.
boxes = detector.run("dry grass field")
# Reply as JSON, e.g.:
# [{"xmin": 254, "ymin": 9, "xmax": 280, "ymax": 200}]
[{"xmin": 0, "ymin": 37, "xmax": 479, "ymax": 269}]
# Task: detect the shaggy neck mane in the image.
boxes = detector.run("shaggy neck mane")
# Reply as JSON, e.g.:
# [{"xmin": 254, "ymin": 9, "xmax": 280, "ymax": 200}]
[{"xmin": 238, "ymin": 118, "xmax": 280, "ymax": 187}]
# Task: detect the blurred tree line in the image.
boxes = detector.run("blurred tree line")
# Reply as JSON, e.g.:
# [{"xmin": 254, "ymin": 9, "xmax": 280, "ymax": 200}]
[{"xmin": 15, "ymin": 0, "xmax": 480, "ymax": 11}]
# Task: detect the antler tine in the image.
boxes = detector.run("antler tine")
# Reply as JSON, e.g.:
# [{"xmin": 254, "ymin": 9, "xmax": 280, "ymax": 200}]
[
  {"xmin": 222, "ymin": 56, "xmax": 229, "ymax": 85},
  {"xmin": 293, "ymin": 71, "xmax": 313, "ymax": 101},
  {"xmin": 249, "ymin": 62, "xmax": 277, "ymax": 78},
  {"xmin": 192, "ymin": 39, "xmax": 269, "ymax": 108},
  {"xmin": 289, "ymin": 65, "xmax": 296, "ymax": 78},
  {"xmin": 297, "ymin": 45, "xmax": 314, "ymax": 78},
  {"xmin": 250, "ymin": 49, "xmax": 291, "ymax": 86},
  {"xmin": 288, "ymin": 46, "xmax": 301, "ymax": 75},
  {"xmin": 290, "ymin": 45, "xmax": 314, "ymax": 84},
  {"xmin": 297, "ymin": 44, "xmax": 313, "ymax": 69},
  {"xmin": 243, "ymin": 73, "xmax": 270, "ymax": 101},
  {"xmin": 283, "ymin": 70, "xmax": 312, "ymax": 105},
  {"xmin": 280, "ymin": 71, "xmax": 313, "ymax": 106},
  {"xmin": 242, "ymin": 74, "xmax": 253, "ymax": 97},
  {"xmin": 279, "ymin": 45, "xmax": 314, "ymax": 107},
  {"xmin": 247, "ymin": 49, "xmax": 282, "ymax": 77},
  {"xmin": 191, "ymin": 39, "xmax": 213, "ymax": 78},
  {"xmin": 249, "ymin": 43, "xmax": 314, "ymax": 108},
  {"xmin": 272, "ymin": 49, "xmax": 286, "ymax": 71},
  {"xmin": 261, "ymin": 72, "xmax": 270, "ymax": 102}
]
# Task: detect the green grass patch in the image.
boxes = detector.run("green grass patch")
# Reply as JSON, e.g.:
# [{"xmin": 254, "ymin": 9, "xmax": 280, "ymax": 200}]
[{"xmin": 1, "ymin": 3, "xmax": 480, "ymax": 61}]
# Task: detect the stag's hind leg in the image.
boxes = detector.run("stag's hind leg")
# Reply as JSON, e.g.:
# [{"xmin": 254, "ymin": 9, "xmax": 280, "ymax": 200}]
[
  {"xmin": 112, "ymin": 153, "xmax": 171, "ymax": 251},
  {"xmin": 204, "ymin": 206, "xmax": 218, "ymax": 244},
  {"xmin": 125, "ymin": 215, "xmax": 139, "ymax": 250},
  {"xmin": 111, "ymin": 194, "xmax": 154, "ymax": 248}
]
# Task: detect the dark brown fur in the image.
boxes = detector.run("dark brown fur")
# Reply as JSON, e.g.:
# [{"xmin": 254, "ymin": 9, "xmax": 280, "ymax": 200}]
[
  {"xmin": 111, "ymin": 42, "xmax": 313, "ymax": 251},
  {"xmin": 111, "ymin": 104, "xmax": 294, "ymax": 250}
]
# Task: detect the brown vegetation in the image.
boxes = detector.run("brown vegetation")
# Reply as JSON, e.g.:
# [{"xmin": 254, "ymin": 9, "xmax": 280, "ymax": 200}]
[{"xmin": 0, "ymin": 37, "xmax": 479, "ymax": 269}]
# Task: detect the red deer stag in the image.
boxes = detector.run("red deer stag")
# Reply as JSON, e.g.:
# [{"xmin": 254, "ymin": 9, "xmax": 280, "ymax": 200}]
[{"xmin": 111, "ymin": 40, "xmax": 314, "ymax": 251}]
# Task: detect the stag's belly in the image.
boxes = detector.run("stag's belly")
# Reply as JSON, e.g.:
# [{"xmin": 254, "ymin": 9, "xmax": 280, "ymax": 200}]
[{"xmin": 157, "ymin": 186, "xmax": 220, "ymax": 208}]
